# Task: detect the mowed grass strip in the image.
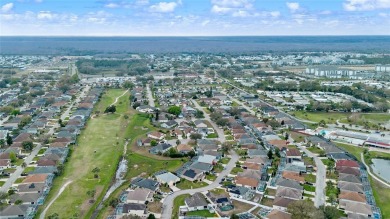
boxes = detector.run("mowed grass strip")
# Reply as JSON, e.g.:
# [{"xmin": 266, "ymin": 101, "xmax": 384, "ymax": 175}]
[{"xmin": 43, "ymin": 89, "xmax": 129, "ymax": 219}]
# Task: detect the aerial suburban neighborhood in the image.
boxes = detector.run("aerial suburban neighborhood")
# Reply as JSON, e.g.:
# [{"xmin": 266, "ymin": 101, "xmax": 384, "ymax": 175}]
[{"xmin": 0, "ymin": 51, "xmax": 390, "ymax": 219}]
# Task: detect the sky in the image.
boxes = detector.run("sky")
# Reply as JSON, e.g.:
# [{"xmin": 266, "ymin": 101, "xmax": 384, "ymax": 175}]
[{"xmin": 0, "ymin": 0, "xmax": 389, "ymax": 36}]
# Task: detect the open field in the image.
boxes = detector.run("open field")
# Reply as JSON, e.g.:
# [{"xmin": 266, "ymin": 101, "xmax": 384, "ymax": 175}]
[
  {"xmin": 292, "ymin": 111, "xmax": 390, "ymax": 128},
  {"xmin": 41, "ymin": 89, "xmax": 129, "ymax": 219},
  {"xmin": 96, "ymin": 108, "xmax": 185, "ymax": 218}
]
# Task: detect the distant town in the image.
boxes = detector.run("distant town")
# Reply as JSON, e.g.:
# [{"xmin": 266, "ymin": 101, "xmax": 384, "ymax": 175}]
[{"xmin": 0, "ymin": 52, "xmax": 389, "ymax": 219}]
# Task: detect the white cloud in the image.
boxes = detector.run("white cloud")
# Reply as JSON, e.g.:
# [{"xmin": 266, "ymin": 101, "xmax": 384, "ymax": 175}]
[
  {"xmin": 286, "ymin": 2, "xmax": 300, "ymax": 12},
  {"xmin": 149, "ymin": 1, "xmax": 180, "ymax": 13},
  {"xmin": 344, "ymin": 0, "xmax": 390, "ymax": 11},
  {"xmin": 210, "ymin": 0, "xmax": 254, "ymax": 17},
  {"xmin": 201, "ymin": 20, "xmax": 210, "ymax": 26},
  {"xmin": 270, "ymin": 11, "xmax": 281, "ymax": 18},
  {"xmin": 105, "ymin": 3, "xmax": 120, "ymax": 8},
  {"xmin": 1, "ymin": 3, "xmax": 14, "ymax": 13},
  {"xmin": 37, "ymin": 11, "xmax": 55, "ymax": 19}
]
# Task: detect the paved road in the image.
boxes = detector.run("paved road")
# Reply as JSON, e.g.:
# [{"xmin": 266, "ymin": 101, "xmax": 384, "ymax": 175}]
[
  {"xmin": 0, "ymin": 86, "xmax": 89, "ymax": 192},
  {"xmin": 360, "ymin": 153, "xmax": 390, "ymax": 188},
  {"xmin": 191, "ymin": 100, "xmax": 225, "ymax": 142},
  {"xmin": 0, "ymin": 143, "xmax": 43, "ymax": 192},
  {"xmin": 161, "ymin": 150, "xmax": 239, "ymax": 219},
  {"xmin": 296, "ymin": 143, "xmax": 326, "ymax": 207},
  {"xmin": 146, "ymin": 84, "xmax": 155, "ymax": 107}
]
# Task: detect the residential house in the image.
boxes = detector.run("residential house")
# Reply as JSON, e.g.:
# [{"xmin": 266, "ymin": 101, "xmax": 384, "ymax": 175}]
[
  {"xmin": 126, "ymin": 188, "xmax": 154, "ymax": 204},
  {"xmin": 147, "ymin": 131, "xmax": 165, "ymax": 141},
  {"xmin": 184, "ymin": 192, "xmax": 209, "ymax": 211},
  {"xmin": 155, "ymin": 172, "xmax": 180, "ymax": 186},
  {"xmin": 149, "ymin": 143, "xmax": 172, "ymax": 155},
  {"xmin": 131, "ymin": 178, "xmax": 159, "ymax": 192},
  {"xmin": 121, "ymin": 203, "xmax": 147, "ymax": 217}
]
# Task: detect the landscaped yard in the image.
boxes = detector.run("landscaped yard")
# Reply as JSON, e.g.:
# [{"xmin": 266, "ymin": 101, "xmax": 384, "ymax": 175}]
[
  {"xmin": 220, "ymin": 157, "xmax": 230, "ymax": 164},
  {"xmin": 304, "ymin": 174, "xmax": 316, "ymax": 183},
  {"xmin": 205, "ymin": 174, "xmax": 217, "ymax": 181},
  {"xmin": 231, "ymin": 167, "xmax": 243, "ymax": 174},
  {"xmin": 22, "ymin": 166, "xmax": 36, "ymax": 174},
  {"xmin": 307, "ymin": 146, "xmax": 325, "ymax": 154},
  {"xmin": 173, "ymin": 194, "xmax": 190, "ymax": 219},
  {"xmin": 231, "ymin": 200, "xmax": 255, "ymax": 215},
  {"xmin": 175, "ymin": 179, "xmax": 208, "ymax": 190},
  {"xmin": 186, "ymin": 210, "xmax": 217, "ymax": 217},
  {"xmin": 303, "ymin": 184, "xmax": 316, "ymax": 192},
  {"xmin": 14, "ymin": 177, "xmax": 24, "ymax": 184},
  {"xmin": 0, "ymin": 181, "xmax": 5, "ymax": 187},
  {"xmin": 321, "ymin": 159, "xmax": 335, "ymax": 167},
  {"xmin": 207, "ymin": 133, "xmax": 218, "ymax": 138}
]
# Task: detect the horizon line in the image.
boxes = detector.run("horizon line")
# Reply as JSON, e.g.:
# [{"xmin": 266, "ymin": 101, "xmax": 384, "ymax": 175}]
[{"xmin": 1, "ymin": 34, "xmax": 390, "ymax": 37}]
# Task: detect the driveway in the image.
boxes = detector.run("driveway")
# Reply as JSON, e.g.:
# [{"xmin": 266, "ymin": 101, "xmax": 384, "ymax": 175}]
[{"xmin": 160, "ymin": 150, "xmax": 239, "ymax": 219}]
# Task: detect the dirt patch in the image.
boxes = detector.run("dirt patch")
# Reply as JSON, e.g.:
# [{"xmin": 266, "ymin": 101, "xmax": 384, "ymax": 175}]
[
  {"xmin": 148, "ymin": 201, "xmax": 163, "ymax": 213},
  {"xmin": 79, "ymin": 186, "xmax": 104, "ymax": 217}
]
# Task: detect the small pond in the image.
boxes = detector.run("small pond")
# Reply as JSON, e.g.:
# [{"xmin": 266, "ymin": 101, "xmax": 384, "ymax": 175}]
[{"xmin": 371, "ymin": 159, "xmax": 390, "ymax": 183}]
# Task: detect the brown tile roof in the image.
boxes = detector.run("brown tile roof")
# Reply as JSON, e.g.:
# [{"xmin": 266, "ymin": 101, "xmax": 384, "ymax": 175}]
[
  {"xmin": 336, "ymin": 160, "xmax": 359, "ymax": 168},
  {"xmin": 267, "ymin": 209, "xmax": 292, "ymax": 219},
  {"xmin": 177, "ymin": 144, "xmax": 192, "ymax": 152},
  {"xmin": 337, "ymin": 166, "xmax": 360, "ymax": 176},
  {"xmin": 268, "ymin": 140, "xmax": 288, "ymax": 149},
  {"xmin": 339, "ymin": 191, "xmax": 366, "ymax": 203},
  {"xmin": 49, "ymin": 142, "xmax": 69, "ymax": 148},
  {"xmin": 235, "ymin": 176, "xmax": 259, "ymax": 188},
  {"xmin": 286, "ymin": 149, "xmax": 301, "ymax": 157},
  {"xmin": 14, "ymin": 133, "xmax": 32, "ymax": 143},
  {"xmin": 37, "ymin": 159, "xmax": 57, "ymax": 167},
  {"xmin": 54, "ymin": 137, "xmax": 72, "ymax": 143},
  {"xmin": 273, "ymin": 197, "xmax": 295, "ymax": 208},
  {"xmin": 22, "ymin": 174, "xmax": 48, "ymax": 183},
  {"xmin": 243, "ymin": 162, "xmax": 261, "ymax": 170},
  {"xmin": 282, "ymin": 171, "xmax": 305, "ymax": 183}
]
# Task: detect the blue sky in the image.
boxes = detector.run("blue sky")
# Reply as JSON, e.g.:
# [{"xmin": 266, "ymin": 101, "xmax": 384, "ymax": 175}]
[{"xmin": 0, "ymin": 0, "xmax": 389, "ymax": 35}]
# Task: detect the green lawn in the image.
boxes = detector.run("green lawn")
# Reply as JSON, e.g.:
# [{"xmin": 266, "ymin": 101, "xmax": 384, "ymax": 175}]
[
  {"xmin": 186, "ymin": 210, "xmax": 217, "ymax": 217},
  {"xmin": 303, "ymin": 184, "xmax": 316, "ymax": 192},
  {"xmin": 173, "ymin": 194, "xmax": 190, "ymax": 219},
  {"xmin": 307, "ymin": 146, "xmax": 324, "ymax": 154},
  {"xmin": 0, "ymin": 181, "xmax": 5, "ymax": 187},
  {"xmin": 125, "ymin": 153, "xmax": 184, "ymax": 179},
  {"xmin": 231, "ymin": 167, "xmax": 243, "ymax": 175},
  {"xmin": 176, "ymin": 179, "xmax": 208, "ymax": 190},
  {"xmin": 38, "ymin": 148, "xmax": 47, "ymax": 155},
  {"xmin": 220, "ymin": 157, "xmax": 230, "ymax": 164},
  {"xmin": 42, "ymin": 89, "xmax": 129, "ymax": 219},
  {"xmin": 23, "ymin": 166, "xmax": 36, "ymax": 174},
  {"xmin": 304, "ymin": 174, "xmax": 316, "ymax": 183},
  {"xmin": 14, "ymin": 177, "xmax": 24, "ymax": 184},
  {"xmin": 206, "ymin": 133, "xmax": 218, "ymax": 138},
  {"xmin": 291, "ymin": 111, "xmax": 349, "ymax": 123},
  {"xmin": 321, "ymin": 159, "xmax": 335, "ymax": 167},
  {"xmin": 205, "ymin": 174, "xmax": 217, "ymax": 181}
]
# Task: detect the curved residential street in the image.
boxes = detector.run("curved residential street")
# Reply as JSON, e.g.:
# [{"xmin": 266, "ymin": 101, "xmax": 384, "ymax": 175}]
[{"xmin": 161, "ymin": 150, "xmax": 239, "ymax": 219}]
